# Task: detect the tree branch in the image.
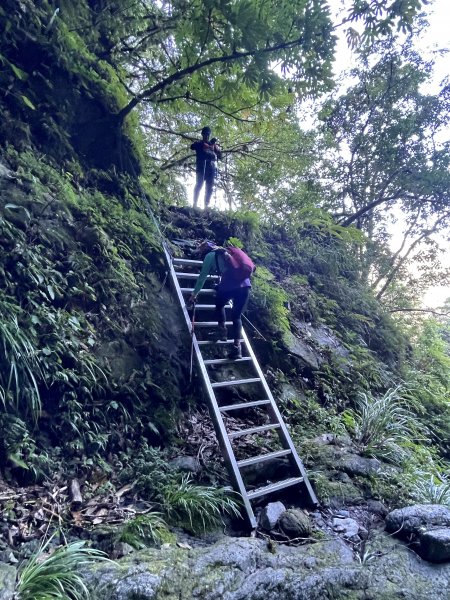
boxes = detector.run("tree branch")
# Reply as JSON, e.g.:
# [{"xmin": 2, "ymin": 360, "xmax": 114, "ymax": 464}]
[
  {"xmin": 141, "ymin": 124, "xmax": 196, "ymax": 141},
  {"xmin": 388, "ymin": 308, "xmax": 450, "ymax": 317},
  {"xmin": 370, "ymin": 207, "xmax": 422, "ymax": 291},
  {"xmin": 376, "ymin": 214, "xmax": 448, "ymax": 300},
  {"xmin": 116, "ymin": 36, "xmax": 304, "ymax": 122},
  {"xmin": 340, "ymin": 191, "xmax": 402, "ymax": 227}
]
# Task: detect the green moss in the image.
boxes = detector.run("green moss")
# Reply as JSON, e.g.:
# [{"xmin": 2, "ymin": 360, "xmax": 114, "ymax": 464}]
[
  {"xmin": 252, "ymin": 266, "xmax": 290, "ymax": 334},
  {"xmin": 310, "ymin": 473, "xmax": 364, "ymax": 505}
]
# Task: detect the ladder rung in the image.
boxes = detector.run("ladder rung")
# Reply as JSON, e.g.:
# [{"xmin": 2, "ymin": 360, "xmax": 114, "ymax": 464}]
[
  {"xmin": 195, "ymin": 304, "xmax": 231, "ymax": 309},
  {"xmin": 211, "ymin": 377, "xmax": 261, "ymax": 388},
  {"xmin": 173, "ymin": 258, "xmax": 203, "ymax": 266},
  {"xmin": 195, "ymin": 321, "xmax": 233, "ymax": 327},
  {"xmin": 180, "ymin": 288, "xmax": 216, "ymax": 294},
  {"xmin": 228, "ymin": 423, "xmax": 280, "ymax": 439},
  {"xmin": 176, "ymin": 272, "xmax": 219, "ymax": 280},
  {"xmin": 219, "ymin": 399, "xmax": 271, "ymax": 412},
  {"xmin": 203, "ymin": 357, "xmax": 252, "ymax": 365},
  {"xmin": 237, "ymin": 449, "xmax": 292, "ymax": 468},
  {"xmin": 247, "ymin": 477, "xmax": 304, "ymax": 500},
  {"xmin": 198, "ymin": 339, "xmax": 243, "ymax": 345}
]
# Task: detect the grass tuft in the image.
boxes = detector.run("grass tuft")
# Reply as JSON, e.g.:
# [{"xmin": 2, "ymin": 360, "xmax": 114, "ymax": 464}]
[
  {"xmin": 352, "ymin": 386, "xmax": 424, "ymax": 463},
  {"xmin": 118, "ymin": 512, "xmax": 174, "ymax": 548},
  {"xmin": 410, "ymin": 473, "xmax": 450, "ymax": 507},
  {"xmin": 161, "ymin": 475, "xmax": 241, "ymax": 534},
  {"xmin": 16, "ymin": 535, "xmax": 110, "ymax": 600}
]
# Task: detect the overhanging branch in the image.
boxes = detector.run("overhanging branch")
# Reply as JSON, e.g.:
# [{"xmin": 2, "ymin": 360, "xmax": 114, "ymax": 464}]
[
  {"xmin": 388, "ymin": 308, "xmax": 449, "ymax": 317},
  {"xmin": 116, "ymin": 36, "xmax": 304, "ymax": 122}
]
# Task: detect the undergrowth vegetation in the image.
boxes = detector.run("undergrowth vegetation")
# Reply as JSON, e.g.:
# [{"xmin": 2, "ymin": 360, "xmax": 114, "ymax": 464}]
[
  {"xmin": 0, "ymin": 147, "xmax": 178, "ymax": 484},
  {"xmin": 116, "ymin": 445, "xmax": 241, "ymax": 536},
  {"xmin": 162, "ymin": 475, "xmax": 241, "ymax": 533},
  {"xmin": 344, "ymin": 387, "xmax": 425, "ymax": 464},
  {"xmin": 16, "ymin": 536, "xmax": 109, "ymax": 600}
]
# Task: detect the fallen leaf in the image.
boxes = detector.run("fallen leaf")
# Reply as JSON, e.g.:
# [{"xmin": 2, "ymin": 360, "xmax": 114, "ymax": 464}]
[
  {"xmin": 115, "ymin": 484, "xmax": 133, "ymax": 499},
  {"xmin": 71, "ymin": 511, "xmax": 83, "ymax": 525},
  {"xmin": 176, "ymin": 542, "xmax": 192, "ymax": 550}
]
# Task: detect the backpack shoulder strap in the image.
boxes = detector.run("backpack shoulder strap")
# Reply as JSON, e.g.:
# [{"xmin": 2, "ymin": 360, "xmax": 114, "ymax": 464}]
[
  {"xmin": 214, "ymin": 247, "xmax": 228, "ymax": 275},
  {"xmin": 215, "ymin": 250, "xmax": 221, "ymax": 274}
]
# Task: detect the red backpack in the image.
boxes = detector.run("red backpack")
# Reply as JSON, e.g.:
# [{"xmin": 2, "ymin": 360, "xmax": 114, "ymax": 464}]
[{"xmin": 217, "ymin": 246, "xmax": 255, "ymax": 283}]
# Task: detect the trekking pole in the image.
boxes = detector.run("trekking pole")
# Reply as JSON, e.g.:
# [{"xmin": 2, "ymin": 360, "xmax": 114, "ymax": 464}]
[
  {"xmin": 158, "ymin": 269, "xmax": 169, "ymax": 292},
  {"xmin": 189, "ymin": 300, "xmax": 196, "ymax": 382},
  {"xmin": 242, "ymin": 314, "xmax": 267, "ymax": 341}
]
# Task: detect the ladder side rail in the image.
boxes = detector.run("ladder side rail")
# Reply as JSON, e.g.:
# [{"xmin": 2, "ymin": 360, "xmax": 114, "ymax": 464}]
[
  {"xmin": 241, "ymin": 329, "xmax": 318, "ymax": 505},
  {"xmin": 162, "ymin": 245, "xmax": 257, "ymax": 527}
]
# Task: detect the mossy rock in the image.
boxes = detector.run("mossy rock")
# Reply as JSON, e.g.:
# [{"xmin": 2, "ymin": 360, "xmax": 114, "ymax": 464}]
[
  {"xmin": 84, "ymin": 534, "xmax": 450, "ymax": 599},
  {"xmin": 279, "ymin": 509, "xmax": 312, "ymax": 538},
  {"xmin": 312, "ymin": 474, "xmax": 364, "ymax": 508}
]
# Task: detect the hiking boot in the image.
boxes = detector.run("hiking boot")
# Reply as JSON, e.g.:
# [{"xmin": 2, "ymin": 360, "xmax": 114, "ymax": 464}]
[
  {"xmin": 228, "ymin": 344, "xmax": 242, "ymax": 360},
  {"xmin": 215, "ymin": 325, "xmax": 228, "ymax": 342}
]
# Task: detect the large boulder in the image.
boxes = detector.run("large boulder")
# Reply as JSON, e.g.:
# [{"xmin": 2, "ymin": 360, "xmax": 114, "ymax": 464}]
[
  {"xmin": 386, "ymin": 504, "xmax": 450, "ymax": 563},
  {"xmin": 84, "ymin": 537, "xmax": 361, "ymax": 600},
  {"xmin": 420, "ymin": 529, "xmax": 450, "ymax": 563},
  {"xmin": 385, "ymin": 504, "xmax": 450, "ymax": 535},
  {"xmin": 83, "ymin": 532, "xmax": 450, "ymax": 599},
  {"xmin": 336, "ymin": 455, "xmax": 383, "ymax": 477},
  {"xmin": 283, "ymin": 331, "xmax": 321, "ymax": 370}
]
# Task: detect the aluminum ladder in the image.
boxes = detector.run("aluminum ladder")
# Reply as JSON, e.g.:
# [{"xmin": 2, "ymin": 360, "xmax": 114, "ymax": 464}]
[{"xmin": 164, "ymin": 245, "xmax": 318, "ymax": 527}]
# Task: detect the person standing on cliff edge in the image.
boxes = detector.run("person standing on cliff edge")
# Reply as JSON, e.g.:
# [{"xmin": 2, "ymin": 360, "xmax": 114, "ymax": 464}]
[{"xmin": 190, "ymin": 126, "xmax": 222, "ymax": 209}]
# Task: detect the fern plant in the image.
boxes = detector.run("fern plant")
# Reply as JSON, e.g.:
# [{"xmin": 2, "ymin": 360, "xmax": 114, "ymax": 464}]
[{"xmin": 15, "ymin": 536, "xmax": 110, "ymax": 600}]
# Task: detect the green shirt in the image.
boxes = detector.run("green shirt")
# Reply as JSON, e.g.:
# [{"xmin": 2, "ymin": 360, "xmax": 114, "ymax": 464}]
[{"xmin": 192, "ymin": 251, "xmax": 227, "ymax": 296}]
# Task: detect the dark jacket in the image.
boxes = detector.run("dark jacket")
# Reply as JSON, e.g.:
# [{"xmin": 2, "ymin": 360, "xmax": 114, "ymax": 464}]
[{"xmin": 191, "ymin": 140, "xmax": 222, "ymax": 171}]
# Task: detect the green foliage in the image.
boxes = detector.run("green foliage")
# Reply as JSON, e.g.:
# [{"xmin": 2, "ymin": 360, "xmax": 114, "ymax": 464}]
[
  {"xmin": 349, "ymin": 387, "xmax": 425, "ymax": 463},
  {"xmin": 118, "ymin": 445, "xmax": 176, "ymax": 500},
  {"xmin": 251, "ymin": 266, "xmax": 290, "ymax": 335},
  {"xmin": 117, "ymin": 513, "xmax": 174, "ymax": 548},
  {"xmin": 284, "ymin": 392, "xmax": 347, "ymax": 439},
  {"xmin": 402, "ymin": 318, "xmax": 450, "ymax": 456},
  {"xmin": 348, "ymin": 0, "xmax": 426, "ymax": 39},
  {"xmin": 0, "ymin": 148, "xmax": 174, "ymax": 483},
  {"xmin": 319, "ymin": 42, "xmax": 450, "ymax": 299},
  {"xmin": 0, "ymin": 296, "xmax": 43, "ymax": 419},
  {"xmin": 16, "ymin": 535, "xmax": 110, "ymax": 600},
  {"xmin": 225, "ymin": 237, "xmax": 244, "ymax": 249},
  {"xmin": 117, "ymin": 446, "xmax": 241, "ymax": 534},
  {"xmin": 0, "ymin": 413, "xmax": 55, "ymax": 479},
  {"xmin": 161, "ymin": 475, "xmax": 241, "ymax": 534},
  {"xmin": 409, "ymin": 473, "xmax": 450, "ymax": 507}
]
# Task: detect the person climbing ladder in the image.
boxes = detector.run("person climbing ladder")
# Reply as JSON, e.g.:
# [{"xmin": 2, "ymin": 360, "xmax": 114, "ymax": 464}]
[
  {"xmin": 191, "ymin": 127, "xmax": 222, "ymax": 209},
  {"xmin": 188, "ymin": 240, "xmax": 255, "ymax": 359}
]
